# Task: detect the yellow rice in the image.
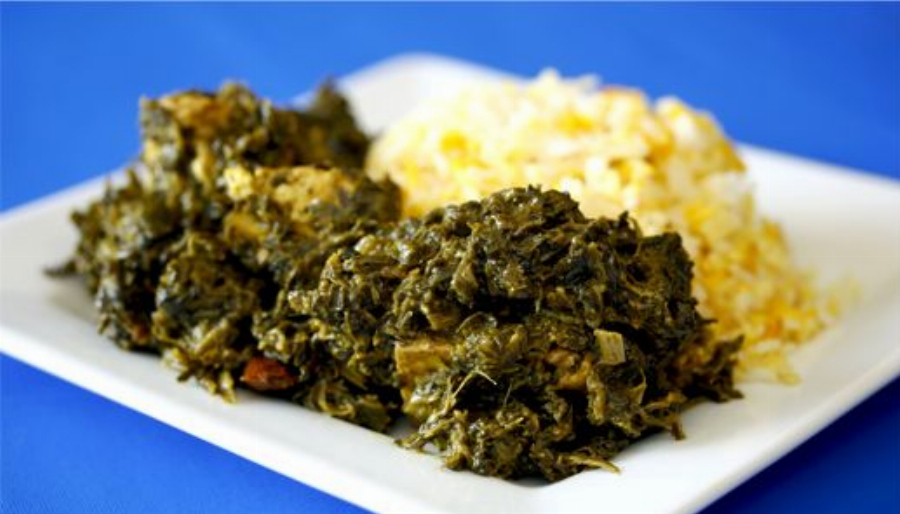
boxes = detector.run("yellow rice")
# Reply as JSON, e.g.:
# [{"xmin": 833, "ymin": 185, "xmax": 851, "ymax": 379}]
[{"xmin": 366, "ymin": 70, "xmax": 846, "ymax": 382}]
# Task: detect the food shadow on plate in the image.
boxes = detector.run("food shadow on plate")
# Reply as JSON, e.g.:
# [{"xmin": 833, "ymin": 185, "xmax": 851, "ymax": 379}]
[{"xmin": 45, "ymin": 277, "xmax": 100, "ymax": 324}]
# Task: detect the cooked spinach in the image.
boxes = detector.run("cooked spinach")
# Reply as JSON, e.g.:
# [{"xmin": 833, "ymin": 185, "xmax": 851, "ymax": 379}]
[
  {"xmin": 53, "ymin": 83, "xmax": 740, "ymax": 481},
  {"xmin": 296, "ymin": 187, "xmax": 741, "ymax": 479},
  {"xmin": 59, "ymin": 83, "xmax": 398, "ymax": 399}
]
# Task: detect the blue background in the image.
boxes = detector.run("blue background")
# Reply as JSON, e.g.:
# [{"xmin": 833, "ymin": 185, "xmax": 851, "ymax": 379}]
[{"xmin": 2, "ymin": 3, "xmax": 899, "ymax": 514}]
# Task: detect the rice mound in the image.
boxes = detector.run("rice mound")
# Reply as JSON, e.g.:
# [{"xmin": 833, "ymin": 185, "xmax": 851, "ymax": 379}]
[{"xmin": 366, "ymin": 70, "xmax": 846, "ymax": 382}]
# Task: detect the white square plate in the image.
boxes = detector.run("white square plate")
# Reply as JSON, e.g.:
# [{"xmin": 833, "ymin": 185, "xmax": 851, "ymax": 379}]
[{"xmin": 2, "ymin": 54, "xmax": 899, "ymax": 514}]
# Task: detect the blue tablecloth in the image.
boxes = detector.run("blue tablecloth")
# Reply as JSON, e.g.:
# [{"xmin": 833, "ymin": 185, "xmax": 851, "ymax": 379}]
[{"xmin": 2, "ymin": 4, "xmax": 898, "ymax": 513}]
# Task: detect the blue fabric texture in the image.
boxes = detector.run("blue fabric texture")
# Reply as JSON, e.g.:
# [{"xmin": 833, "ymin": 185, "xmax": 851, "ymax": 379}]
[{"xmin": 2, "ymin": 4, "xmax": 898, "ymax": 514}]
